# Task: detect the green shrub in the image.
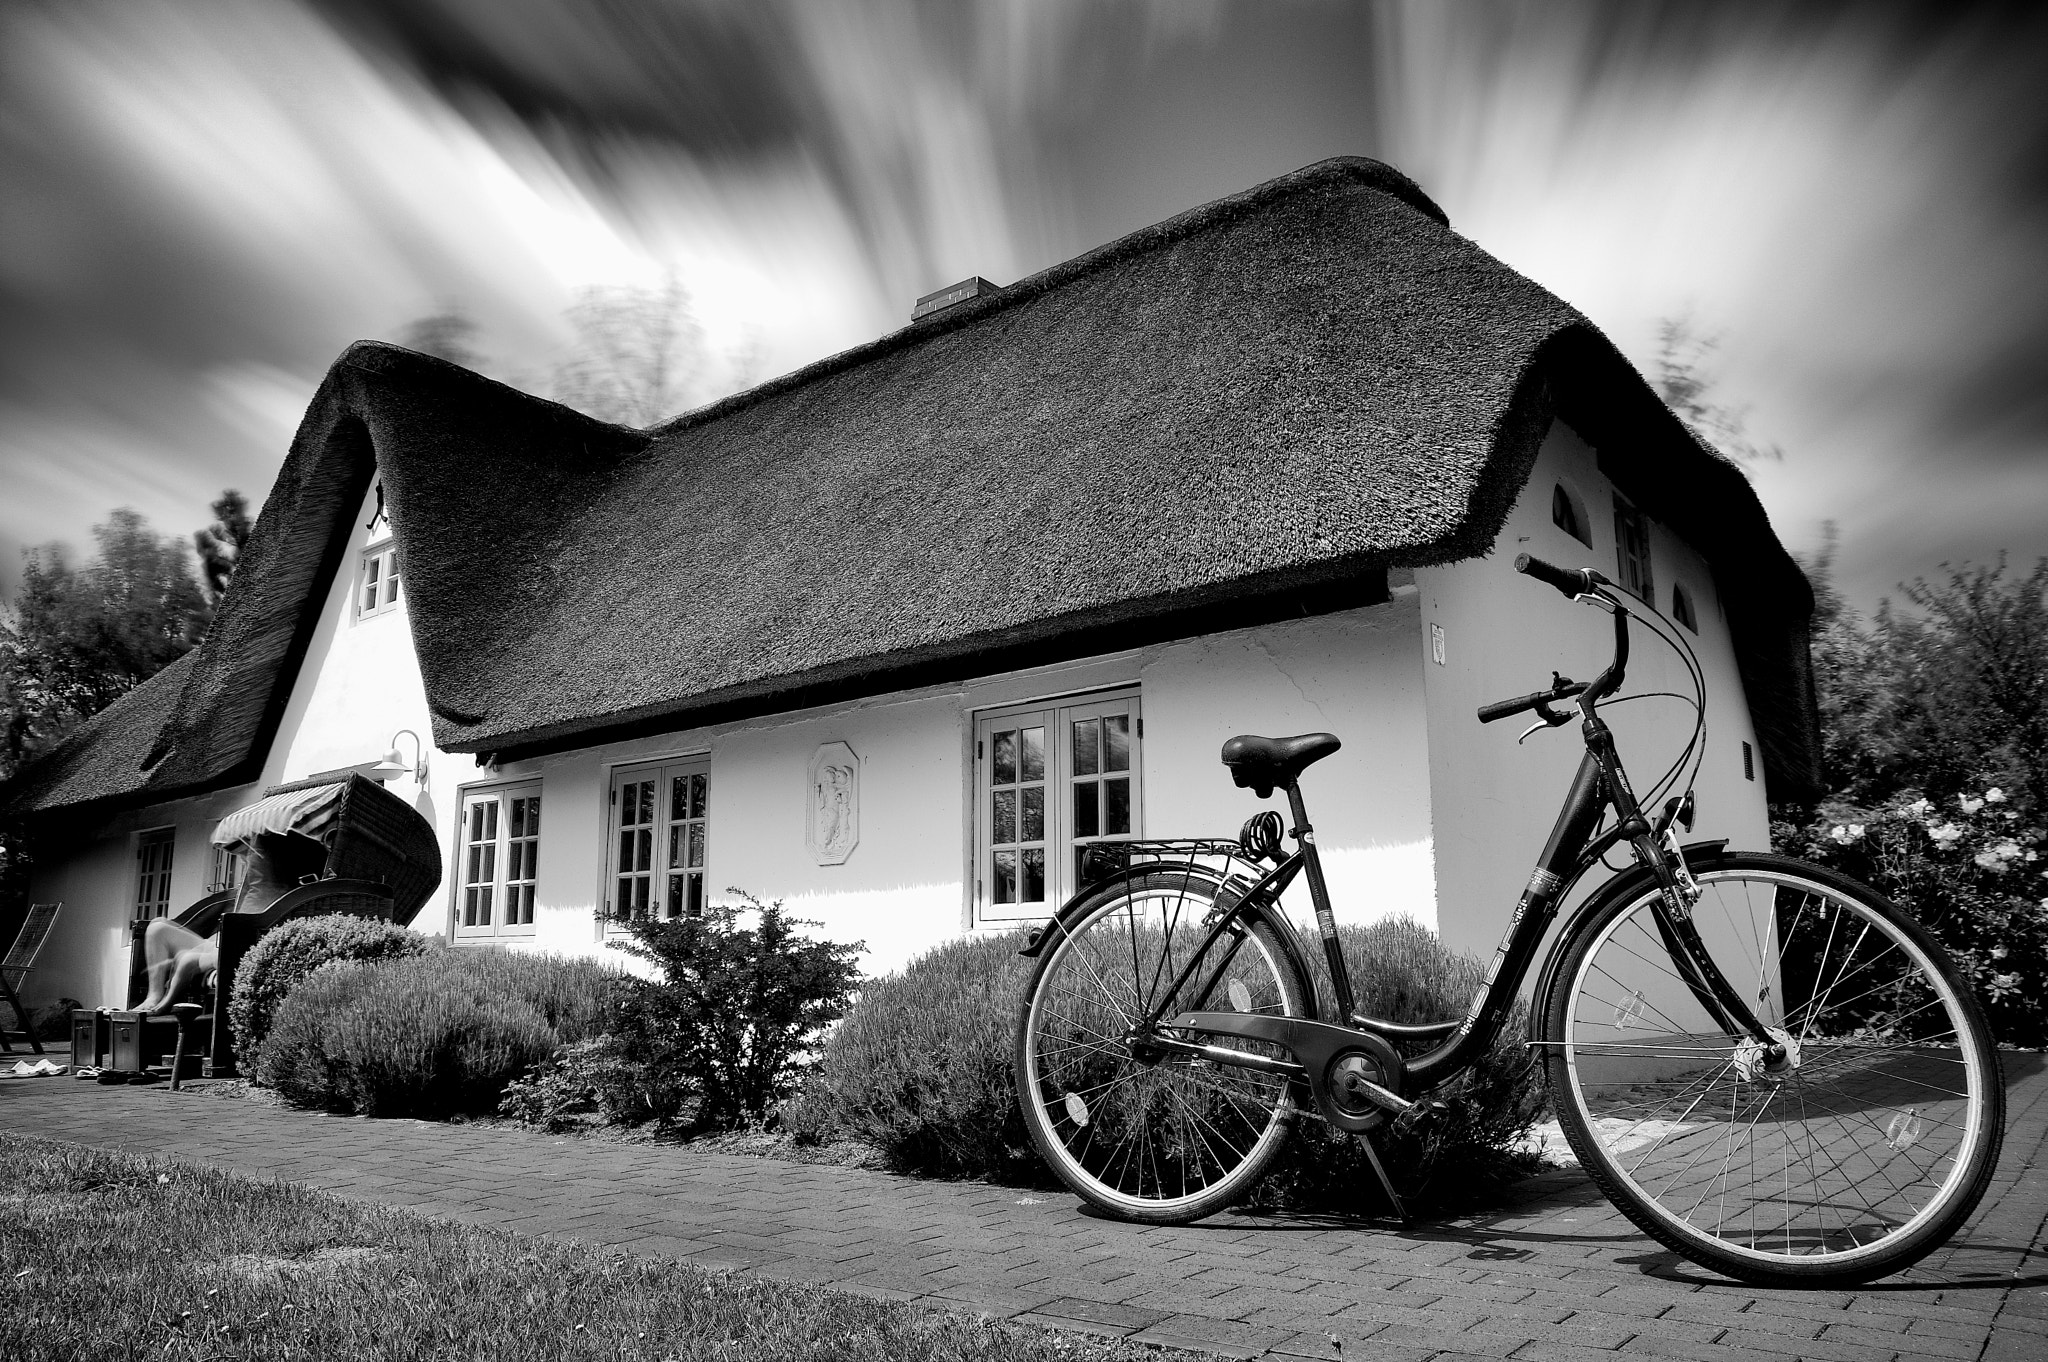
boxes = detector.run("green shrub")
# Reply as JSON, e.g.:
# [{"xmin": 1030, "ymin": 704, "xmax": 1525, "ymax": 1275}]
[
  {"xmin": 797, "ymin": 916, "xmax": 1544, "ymax": 1212},
  {"xmin": 429, "ymin": 947, "xmax": 623, "ymax": 1046},
  {"xmin": 600, "ymin": 890, "xmax": 863, "ymax": 1133},
  {"xmin": 229, "ymin": 914, "xmax": 429, "ymax": 1059},
  {"xmin": 789, "ymin": 931, "xmax": 1038, "ymax": 1181},
  {"xmin": 1254, "ymin": 917, "xmax": 1545, "ymax": 1214},
  {"xmin": 256, "ymin": 952, "xmax": 559, "ymax": 1118}
]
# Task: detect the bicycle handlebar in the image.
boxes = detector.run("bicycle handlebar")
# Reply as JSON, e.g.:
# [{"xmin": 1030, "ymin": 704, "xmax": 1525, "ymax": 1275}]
[{"xmin": 1477, "ymin": 678, "xmax": 1588, "ymax": 724}]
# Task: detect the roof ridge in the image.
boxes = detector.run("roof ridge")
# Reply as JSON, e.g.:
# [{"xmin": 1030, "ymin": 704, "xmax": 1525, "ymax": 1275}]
[{"xmin": 639, "ymin": 156, "xmax": 1448, "ymax": 439}]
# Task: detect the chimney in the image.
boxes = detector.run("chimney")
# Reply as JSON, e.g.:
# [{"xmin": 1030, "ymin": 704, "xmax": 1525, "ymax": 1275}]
[{"xmin": 911, "ymin": 276, "xmax": 999, "ymax": 321}]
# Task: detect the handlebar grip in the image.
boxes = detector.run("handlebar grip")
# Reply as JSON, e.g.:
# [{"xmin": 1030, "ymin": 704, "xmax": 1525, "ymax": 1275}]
[
  {"xmin": 1477, "ymin": 693, "xmax": 1542, "ymax": 724},
  {"xmin": 1515, "ymin": 553, "xmax": 1597, "ymax": 598}
]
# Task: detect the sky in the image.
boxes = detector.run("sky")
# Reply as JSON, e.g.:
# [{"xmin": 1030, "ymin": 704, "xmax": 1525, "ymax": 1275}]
[{"xmin": 1, "ymin": 0, "xmax": 2044, "ymax": 615}]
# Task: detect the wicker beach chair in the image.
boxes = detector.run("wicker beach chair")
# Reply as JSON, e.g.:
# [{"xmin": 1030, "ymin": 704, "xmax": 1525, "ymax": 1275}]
[
  {"xmin": 124, "ymin": 773, "xmax": 441, "ymax": 1076},
  {"xmin": 2, "ymin": 902, "xmax": 61, "ymax": 1055}
]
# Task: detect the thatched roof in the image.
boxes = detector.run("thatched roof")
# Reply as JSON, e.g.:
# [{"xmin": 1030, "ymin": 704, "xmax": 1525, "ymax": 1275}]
[{"xmin": 0, "ymin": 156, "xmax": 1822, "ymax": 820}]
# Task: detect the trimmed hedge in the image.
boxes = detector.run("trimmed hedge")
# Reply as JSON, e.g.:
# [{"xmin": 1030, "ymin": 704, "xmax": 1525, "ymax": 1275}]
[
  {"xmin": 796, "ymin": 917, "xmax": 1544, "ymax": 1212},
  {"xmin": 253, "ymin": 948, "xmax": 624, "ymax": 1119},
  {"xmin": 786, "ymin": 931, "xmax": 1035, "ymax": 1180},
  {"xmin": 229, "ymin": 915, "xmax": 430, "ymax": 1061}
]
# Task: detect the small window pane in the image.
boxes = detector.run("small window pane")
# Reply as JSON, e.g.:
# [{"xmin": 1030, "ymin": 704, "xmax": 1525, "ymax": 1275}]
[
  {"xmin": 482, "ymin": 802, "xmax": 497, "ymax": 840},
  {"xmin": 1022, "ymin": 848, "xmax": 1044, "ymax": 904},
  {"xmin": 1075, "ymin": 782, "xmax": 1099, "ymax": 839},
  {"xmin": 479, "ymin": 844, "xmax": 495, "ymax": 883},
  {"xmin": 475, "ymin": 885, "xmax": 493, "ymax": 926},
  {"xmin": 1021, "ymin": 786, "xmax": 1044, "ymax": 842},
  {"xmin": 383, "ymin": 556, "xmax": 400, "ymax": 606},
  {"xmin": 686, "ymin": 823, "xmax": 705, "ymax": 869},
  {"xmin": 671, "ymin": 775, "xmax": 689, "ymax": 822},
  {"xmin": 993, "ymin": 729, "xmax": 1017, "ymax": 784},
  {"xmin": 1105, "ymin": 778, "xmax": 1130, "ymax": 835},
  {"xmin": 1020, "ymin": 727, "xmax": 1044, "ymax": 782},
  {"xmin": 994, "ymin": 849, "xmax": 1017, "ymax": 904},
  {"xmin": 992, "ymin": 789, "xmax": 1016, "ymax": 844},
  {"xmin": 690, "ymin": 772, "xmax": 707, "ymax": 819},
  {"xmin": 685, "ymin": 875, "xmax": 704, "ymax": 918},
  {"xmin": 632, "ymin": 877, "xmax": 650, "ymax": 919},
  {"xmin": 1103, "ymin": 715, "xmax": 1130, "ymax": 772},
  {"xmin": 1073, "ymin": 720, "xmax": 1099, "ymax": 776},
  {"xmin": 634, "ymin": 827, "xmax": 651, "ymax": 872}
]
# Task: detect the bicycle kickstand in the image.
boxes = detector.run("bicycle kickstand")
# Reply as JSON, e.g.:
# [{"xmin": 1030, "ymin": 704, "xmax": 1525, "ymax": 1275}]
[{"xmin": 1360, "ymin": 1133, "xmax": 1411, "ymax": 1225}]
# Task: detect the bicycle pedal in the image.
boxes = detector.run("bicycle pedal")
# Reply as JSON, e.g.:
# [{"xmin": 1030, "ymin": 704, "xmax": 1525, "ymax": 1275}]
[{"xmin": 1400, "ymin": 1100, "xmax": 1451, "ymax": 1128}]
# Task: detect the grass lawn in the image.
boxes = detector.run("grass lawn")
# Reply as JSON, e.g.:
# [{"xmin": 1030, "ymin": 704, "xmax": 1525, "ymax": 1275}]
[{"xmin": 0, "ymin": 1135, "xmax": 1210, "ymax": 1362}]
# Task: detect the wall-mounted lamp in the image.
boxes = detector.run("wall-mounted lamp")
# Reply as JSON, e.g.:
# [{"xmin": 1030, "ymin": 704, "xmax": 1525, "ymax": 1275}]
[{"xmin": 372, "ymin": 729, "xmax": 429, "ymax": 784}]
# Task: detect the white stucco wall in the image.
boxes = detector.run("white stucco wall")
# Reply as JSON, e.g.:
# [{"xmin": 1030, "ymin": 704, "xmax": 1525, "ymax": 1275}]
[
  {"xmin": 1417, "ymin": 420, "xmax": 1771, "ymax": 963},
  {"xmin": 482, "ymin": 593, "xmax": 1434, "ymax": 979}
]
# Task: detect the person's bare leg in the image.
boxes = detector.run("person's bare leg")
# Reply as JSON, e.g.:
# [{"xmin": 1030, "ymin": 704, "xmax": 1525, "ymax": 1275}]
[
  {"xmin": 148, "ymin": 944, "xmax": 217, "ymax": 1016},
  {"xmin": 134, "ymin": 919, "xmax": 207, "ymax": 1013}
]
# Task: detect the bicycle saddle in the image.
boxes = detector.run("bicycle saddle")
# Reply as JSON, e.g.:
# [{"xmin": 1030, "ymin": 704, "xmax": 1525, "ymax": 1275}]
[{"xmin": 1220, "ymin": 732, "xmax": 1341, "ymax": 796}]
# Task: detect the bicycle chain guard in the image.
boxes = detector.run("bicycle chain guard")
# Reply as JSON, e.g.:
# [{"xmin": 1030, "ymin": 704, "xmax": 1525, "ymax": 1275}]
[{"xmin": 1165, "ymin": 1010, "xmax": 1410, "ymax": 1134}]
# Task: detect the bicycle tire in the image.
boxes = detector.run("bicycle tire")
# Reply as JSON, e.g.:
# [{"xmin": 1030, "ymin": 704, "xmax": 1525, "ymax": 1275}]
[
  {"xmin": 1545, "ymin": 851, "xmax": 2003, "ymax": 1284},
  {"xmin": 1015, "ymin": 870, "xmax": 1310, "ymax": 1223}
]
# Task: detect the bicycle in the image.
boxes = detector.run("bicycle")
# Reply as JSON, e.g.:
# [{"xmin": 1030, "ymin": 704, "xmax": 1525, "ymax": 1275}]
[{"xmin": 1013, "ymin": 553, "xmax": 2004, "ymax": 1286}]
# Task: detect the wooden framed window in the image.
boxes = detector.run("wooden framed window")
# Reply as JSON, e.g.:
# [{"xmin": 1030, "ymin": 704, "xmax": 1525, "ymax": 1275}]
[
  {"xmin": 1671, "ymin": 582, "xmax": 1699, "ymax": 633},
  {"xmin": 357, "ymin": 544, "xmax": 401, "ymax": 620},
  {"xmin": 455, "ymin": 783, "xmax": 541, "ymax": 938},
  {"xmin": 1613, "ymin": 497, "xmax": 1655, "ymax": 601},
  {"xmin": 134, "ymin": 827, "xmax": 176, "ymax": 921},
  {"xmin": 605, "ymin": 760, "xmax": 708, "ymax": 926},
  {"xmin": 1551, "ymin": 483, "xmax": 1591, "ymax": 547},
  {"xmin": 974, "ymin": 691, "xmax": 1142, "ymax": 925}
]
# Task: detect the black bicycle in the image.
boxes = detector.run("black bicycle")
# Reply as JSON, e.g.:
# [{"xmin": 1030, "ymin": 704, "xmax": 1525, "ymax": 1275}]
[{"xmin": 1013, "ymin": 553, "xmax": 2003, "ymax": 1285}]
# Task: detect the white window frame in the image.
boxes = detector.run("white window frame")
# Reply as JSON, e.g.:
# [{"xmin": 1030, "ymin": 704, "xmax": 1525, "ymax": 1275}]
[
  {"xmin": 135, "ymin": 827, "xmax": 176, "ymax": 922},
  {"xmin": 357, "ymin": 543, "xmax": 401, "ymax": 620},
  {"xmin": 973, "ymin": 689, "xmax": 1142, "ymax": 927},
  {"xmin": 453, "ymin": 781, "xmax": 543, "ymax": 940},
  {"xmin": 603, "ymin": 757, "xmax": 710, "ymax": 931}
]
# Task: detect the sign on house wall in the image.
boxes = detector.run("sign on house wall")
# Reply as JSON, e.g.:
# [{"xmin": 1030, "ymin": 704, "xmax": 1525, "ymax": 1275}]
[{"xmin": 807, "ymin": 742, "xmax": 859, "ymax": 865}]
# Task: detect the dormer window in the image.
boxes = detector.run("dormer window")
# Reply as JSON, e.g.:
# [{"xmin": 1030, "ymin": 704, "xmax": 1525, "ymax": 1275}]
[
  {"xmin": 1672, "ymin": 582, "xmax": 1699, "ymax": 633},
  {"xmin": 1613, "ymin": 496, "xmax": 1654, "ymax": 600},
  {"xmin": 1551, "ymin": 483, "xmax": 1592, "ymax": 547}
]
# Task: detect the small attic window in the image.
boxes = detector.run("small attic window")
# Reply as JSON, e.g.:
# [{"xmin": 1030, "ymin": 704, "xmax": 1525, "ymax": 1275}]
[
  {"xmin": 1551, "ymin": 483, "xmax": 1591, "ymax": 547},
  {"xmin": 1671, "ymin": 582, "xmax": 1699, "ymax": 633},
  {"xmin": 358, "ymin": 545, "xmax": 400, "ymax": 620}
]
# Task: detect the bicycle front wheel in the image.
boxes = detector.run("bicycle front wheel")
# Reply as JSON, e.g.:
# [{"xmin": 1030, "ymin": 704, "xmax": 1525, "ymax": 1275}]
[
  {"xmin": 1015, "ymin": 871, "xmax": 1309, "ymax": 1223},
  {"xmin": 1548, "ymin": 852, "xmax": 2003, "ymax": 1284}
]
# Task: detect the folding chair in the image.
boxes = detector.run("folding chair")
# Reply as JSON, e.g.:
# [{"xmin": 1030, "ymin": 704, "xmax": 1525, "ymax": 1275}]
[{"xmin": 1, "ymin": 902, "xmax": 61, "ymax": 1055}]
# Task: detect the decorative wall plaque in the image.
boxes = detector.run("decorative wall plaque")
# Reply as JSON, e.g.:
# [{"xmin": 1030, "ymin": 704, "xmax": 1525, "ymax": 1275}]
[{"xmin": 807, "ymin": 741, "xmax": 859, "ymax": 865}]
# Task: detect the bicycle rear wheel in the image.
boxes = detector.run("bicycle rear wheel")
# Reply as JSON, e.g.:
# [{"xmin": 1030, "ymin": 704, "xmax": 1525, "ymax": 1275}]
[
  {"xmin": 1015, "ymin": 871, "xmax": 1309, "ymax": 1223},
  {"xmin": 1547, "ymin": 851, "xmax": 2003, "ymax": 1284}
]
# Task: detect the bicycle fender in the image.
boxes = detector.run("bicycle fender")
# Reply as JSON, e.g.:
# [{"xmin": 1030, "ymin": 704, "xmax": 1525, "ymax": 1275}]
[
  {"xmin": 1525, "ymin": 840, "xmax": 1728, "ymax": 1046},
  {"xmin": 1018, "ymin": 869, "xmax": 1323, "ymax": 1021}
]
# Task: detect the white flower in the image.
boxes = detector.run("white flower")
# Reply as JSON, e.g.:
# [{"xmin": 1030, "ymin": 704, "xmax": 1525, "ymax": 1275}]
[
  {"xmin": 1989, "ymin": 972, "xmax": 2021, "ymax": 999},
  {"xmin": 1829, "ymin": 825, "xmax": 1854, "ymax": 845},
  {"xmin": 1974, "ymin": 850, "xmax": 2005, "ymax": 870},
  {"xmin": 1961, "ymin": 797, "xmax": 1985, "ymax": 815},
  {"xmin": 1986, "ymin": 788, "xmax": 2007, "ymax": 803},
  {"xmin": 1850, "ymin": 824, "xmax": 1866, "ymax": 839},
  {"xmin": 1991, "ymin": 946, "xmax": 2009, "ymax": 960},
  {"xmin": 2028, "ymin": 851, "xmax": 2039, "ymax": 862},
  {"xmin": 1929, "ymin": 822, "xmax": 1964, "ymax": 846},
  {"xmin": 1906, "ymin": 798, "xmax": 1933, "ymax": 817}
]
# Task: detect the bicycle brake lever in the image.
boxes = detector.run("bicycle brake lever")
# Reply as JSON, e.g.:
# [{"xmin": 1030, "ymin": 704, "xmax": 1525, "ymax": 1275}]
[{"xmin": 1516, "ymin": 700, "xmax": 1572, "ymax": 744}]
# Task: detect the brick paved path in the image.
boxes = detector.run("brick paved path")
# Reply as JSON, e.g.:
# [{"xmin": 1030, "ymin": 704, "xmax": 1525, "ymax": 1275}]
[{"xmin": 4, "ymin": 1059, "xmax": 2045, "ymax": 1362}]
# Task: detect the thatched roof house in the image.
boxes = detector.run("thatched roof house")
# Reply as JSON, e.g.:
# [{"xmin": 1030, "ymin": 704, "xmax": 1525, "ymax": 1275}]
[{"xmin": 4, "ymin": 156, "xmax": 1818, "ymax": 829}]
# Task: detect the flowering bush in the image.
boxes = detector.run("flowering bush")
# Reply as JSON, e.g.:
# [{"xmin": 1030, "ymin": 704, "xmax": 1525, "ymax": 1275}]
[{"xmin": 1777, "ymin": 785, "xmax": 2048, "ymax": 1046}]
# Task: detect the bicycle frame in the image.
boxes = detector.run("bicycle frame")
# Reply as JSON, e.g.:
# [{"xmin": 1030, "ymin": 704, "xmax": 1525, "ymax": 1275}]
[{"xmin": 1139, "ymin": 590, "xmax": 1779, "ymax": 1112}]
